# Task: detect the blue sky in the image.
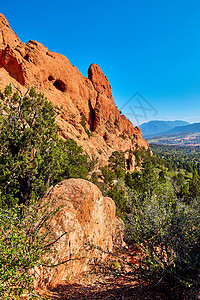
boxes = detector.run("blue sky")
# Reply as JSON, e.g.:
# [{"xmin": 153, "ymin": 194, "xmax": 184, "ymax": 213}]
[{"xmin": 1, "ymin": 0, "xmax": 200, "ymax": 125}]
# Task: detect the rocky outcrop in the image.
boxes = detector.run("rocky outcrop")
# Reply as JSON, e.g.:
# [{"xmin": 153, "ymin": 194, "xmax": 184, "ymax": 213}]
[
  {"xmin": 88, "ymin": 63, "xmax": 112, "ymax": 98},
  {"xmin": 0, "ymin": 13, "xmax": 148, "ymax": 165},
  {"xmin": 34, "ymin": 179, "xmax": 123, "ymax": 288}
]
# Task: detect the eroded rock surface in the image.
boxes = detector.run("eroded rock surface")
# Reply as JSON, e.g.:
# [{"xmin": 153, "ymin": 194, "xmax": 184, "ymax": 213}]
[
  {"xmin": 0, "ymin": 14, "xmax": 148, "ymax": 166},
  {"xmin": 35, "ymin": 179, "xmax": 123, "ymax": 288}
]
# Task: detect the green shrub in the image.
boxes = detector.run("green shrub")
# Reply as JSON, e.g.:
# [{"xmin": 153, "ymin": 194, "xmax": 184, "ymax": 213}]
[
  {"xmin": 115, "ymin": 167, "xmax": 126, "ymax": 180},
  {"xmin": 108, "ymin": 185, "xmax": 130, "ymax": 218},
  {"xmin": 80, "ymin": 113, "xmax": 92, "ymax": 138},
  {"xmin": 101, "ymin": 166, "xmax": 116, "ymax": 185},
  {"xmin": 108, "ymin": 150, "xmax": 126, "ymax": 171},
  {"xmin": 125, "ymin": 194, "xmax": 200, "ymax": 288},
  {"xmin": 91, "ymin": 172, "xmax": 99, "ymax": 185},
  {"xmin": 63, "ymin": 138, "xmax": 89, "ymax": 179},
  {"xmin": 0, "ymin": 201, "xmax": 58, "ymax": 299},
  {"xmin": 85, "ymin": 128, "xmax": 92, "ymax": 138}
]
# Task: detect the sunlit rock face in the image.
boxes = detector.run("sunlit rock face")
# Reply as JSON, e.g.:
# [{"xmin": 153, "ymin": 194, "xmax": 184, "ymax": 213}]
[
  {"xmin": 0, "ymin": 13, "xmax": 148, "ymax": 167},
  {"xmin": 34, "ymin": 179, "xmax": 124, "ymax": 287}
]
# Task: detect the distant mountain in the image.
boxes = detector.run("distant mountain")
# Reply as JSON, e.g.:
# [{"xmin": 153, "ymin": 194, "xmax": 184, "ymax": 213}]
[
  {"xmin": 164, "ymin": 122, "xmax": 200, "ymax": 135},
  {"xmin": 139, "ymin": 120, "xmax": 189, "ymax": 137}
]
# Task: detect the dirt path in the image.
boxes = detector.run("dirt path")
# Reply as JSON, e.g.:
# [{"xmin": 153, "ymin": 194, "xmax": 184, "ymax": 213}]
[
  {"xmin": 39, "ymin": 245, "xmax": 199, "ymax": 300},
  {"xmin": 46, "ymin": 270, "xmax": 199, "ymax": 300}
]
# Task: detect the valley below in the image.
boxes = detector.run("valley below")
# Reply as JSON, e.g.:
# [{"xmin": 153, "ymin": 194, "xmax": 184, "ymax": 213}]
[{"xmin": 147, "ymin": 131, "xmax": 200, "ymax": 146}]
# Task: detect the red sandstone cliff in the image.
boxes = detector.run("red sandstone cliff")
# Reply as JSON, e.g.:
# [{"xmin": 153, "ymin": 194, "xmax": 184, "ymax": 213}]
[{"xmin": 0, "ymin": 14, "xmax": 148, "ymax": 165}]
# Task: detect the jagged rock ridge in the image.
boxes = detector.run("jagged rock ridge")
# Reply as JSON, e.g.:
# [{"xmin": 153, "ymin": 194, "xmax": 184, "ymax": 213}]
[{"xmin": 0, "ymin": 13, "xmax": 148, "ymax": 165}]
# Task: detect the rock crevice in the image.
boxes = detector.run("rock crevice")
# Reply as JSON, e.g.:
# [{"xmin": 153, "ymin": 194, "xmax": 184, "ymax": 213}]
[{"xmin": 88, "ymin": 99, "xmax": 95, "ymax": 132}]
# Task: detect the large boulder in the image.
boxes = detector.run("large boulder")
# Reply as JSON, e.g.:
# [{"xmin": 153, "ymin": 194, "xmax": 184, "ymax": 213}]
[{"xmin": 35, "ymin": 179, "xmax": 124, "ymax": 288}]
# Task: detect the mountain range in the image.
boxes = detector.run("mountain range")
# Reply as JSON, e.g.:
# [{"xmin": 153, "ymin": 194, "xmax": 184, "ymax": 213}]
[
  {"xmin": 139, "ymin": 120, "xmax": 190, "ymax": 137},
  {"xmin": 140, "ymin": 120, "xmax": 200, "ymax": 146},
  {"xmin": 165, "ymin": 122, "xmax": 200, "ymax": 135}
]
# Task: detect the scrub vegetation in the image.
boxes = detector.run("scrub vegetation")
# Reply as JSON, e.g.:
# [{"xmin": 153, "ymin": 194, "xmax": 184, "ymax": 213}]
[
  {"xmin": 0, "ymin": 84, "xmax": 199, "ymax": 298},
  {"xmin": 92, "ymin": 145, "xmax": 200, "ymax": 294}
]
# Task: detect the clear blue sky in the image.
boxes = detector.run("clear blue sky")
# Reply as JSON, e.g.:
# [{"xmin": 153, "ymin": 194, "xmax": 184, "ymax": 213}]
[{"xmin": 1, "ymin": 0, "xmax": 200, "ymax": 125}]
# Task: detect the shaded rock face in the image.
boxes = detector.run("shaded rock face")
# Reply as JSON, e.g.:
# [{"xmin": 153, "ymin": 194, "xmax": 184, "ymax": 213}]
[
  {"xmin": 35, "ymin": 179, "xmax": 123, "ymax": 288},
  {"xmin": 0, "ymin": 14, "xmax": 149, "ymax": 165}
]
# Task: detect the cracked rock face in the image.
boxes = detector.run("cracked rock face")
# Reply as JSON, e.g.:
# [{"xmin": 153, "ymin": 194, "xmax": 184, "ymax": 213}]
[
  {"xmin": 34, "ymin": 179, "xmax": 124, "ymax": 288},
  {"xmin": 0, "ymin": 13, "xmax": 148, "ymax": 166}
]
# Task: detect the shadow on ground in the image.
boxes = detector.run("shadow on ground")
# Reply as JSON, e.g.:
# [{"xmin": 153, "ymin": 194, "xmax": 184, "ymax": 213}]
[{"xmin": 50, "ymin": 281, "xmax": 199, "ymax": 300}]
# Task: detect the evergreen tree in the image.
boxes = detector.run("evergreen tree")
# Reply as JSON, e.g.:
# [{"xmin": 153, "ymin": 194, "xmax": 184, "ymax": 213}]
[
  {"xmin": 101, "ymin": 166, "xmax": 116, "ymax": 185},
  {"xmin": 108, "ymin": 150, "xmax": 126, "ymax": 171},
  {"xmin": 189, "ymin": 170, "xmax": 200, "ymax": 199},
  {"xmin": 0, "ymin": 85, "xmax": 89, "ymax": 207}
]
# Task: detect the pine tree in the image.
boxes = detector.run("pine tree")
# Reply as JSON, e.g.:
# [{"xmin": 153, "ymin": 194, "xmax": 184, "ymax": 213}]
[
  {"xmin": 108, "ymin": 150, "xmax": 126, "ymax": 171},
  {"xmin": 0, "ymin": 85, "xmax": 88, "ymax": 207}
]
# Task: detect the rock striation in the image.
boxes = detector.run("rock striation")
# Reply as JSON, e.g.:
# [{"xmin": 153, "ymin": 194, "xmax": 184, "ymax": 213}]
[
  {"xmin": 34, "ymin": 179, "xmax": 124, "ymax": 288},
  {"xmin": 0, "ymin": 13, "xmax": 148, "ymax": 165}
]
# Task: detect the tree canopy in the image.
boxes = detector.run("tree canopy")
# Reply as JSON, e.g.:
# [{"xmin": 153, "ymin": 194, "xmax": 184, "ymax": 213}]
[{"xmin": 0, "ymin": 85, "xmax": 89, "ymax": 207}]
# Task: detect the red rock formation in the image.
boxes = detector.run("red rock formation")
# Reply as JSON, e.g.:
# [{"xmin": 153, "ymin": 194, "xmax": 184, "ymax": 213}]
[
  {"xmin": 34, "ymin": 179, "xmax": 124, "ymax": 288},
  {"xmin": 88, "ymin": 63, "xmax": 112, "ymax": 98},
  {"xmin": 0, "ymin": 13, "xmax": 148, "ymax": 165}
]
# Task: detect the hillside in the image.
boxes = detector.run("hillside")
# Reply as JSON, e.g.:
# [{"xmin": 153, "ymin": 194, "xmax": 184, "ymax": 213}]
[
  {"xmin": 147, "ymin": 122, "xmax": 200, "ymax": 146},
  {"xmin": 164, "ymin": 122, "xmax": 200, "ymax": 135},
  {"xmin": 0, "ymin": 14, "xmax": 148, "ymax": 166},
  {"xmin": 148, "ymin": 132, "xmax": 200, "ymax": 146},
  {"xmin": 139, "ymin": 120, "xmax": 189, "ymax": 137}
]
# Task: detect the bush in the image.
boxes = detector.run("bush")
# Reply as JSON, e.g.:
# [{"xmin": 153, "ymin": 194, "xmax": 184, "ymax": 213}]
[
  {"xmin": 80, "ymin": 113, "xmax": 92, "ymax": 138},
  {"xmin": 90, "ymin": 172, "xmax": 99, "ymax": 185},
  {"xmin": 125, "ymin": 194, "xmax": 200, "ymax": 288},
  {"xmin": 101, "ymin": 166, "xmax": 116, "ymax": 185},
  {"xmin": 0, "ymin": 201, "xmax": 58, "ymax": 299},
  {"xmin": 108, "ymin": 185, "xmax": 130, "ymax": 218},
  {"xmin": 63, "ymin": 138, "xmax": 89, "ymax": 179},
  {"xmin": 115, "ymin": 167, "xmax": 126, "ymax": 180}
]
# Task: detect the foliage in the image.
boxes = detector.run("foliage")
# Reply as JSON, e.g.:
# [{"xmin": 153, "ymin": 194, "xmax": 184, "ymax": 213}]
[
  {"xmin": 90, "ymin": 172, "xmax": 99, "ymax": 185},
  {"xmin": 125, "ymin": 162, "xmax": 160, "ymax": 196},
  {"xmin": 87, "ymin": 155, "xmax": 99, "ymax": 173},
  {"xmin": 63, "ymin": 138, "xmax": 89, "ymax": 179},
  {"xmin": 101, "ymin": 166, "xmax": 116, "ymax": 185},
  {"xmin": 1, "ymin": 83, "xmax": 199, "ymax": 295},
  {"xmin": 115, "ymin": 167, "xmax": 126, "ymax": 180},
  {"xmin": 107, "ymin": 184, "xmax": 129, "ymax": 219},
  {"xmin": 158, "ymin": 166, "xmax": 167, "ymax": 183},
  {"xmin": 150, "ymin": 144, "xmax": 200, "ymax": 175},
  {"xmin": 99, "ymin": 144, "xmax": 200, "ymax": 292},
  {"xmin": 0, "ymin": 201, "xmax": 58, "ymax": 299},
  {"xmin": 0, "ymin": 85, "xmax": 89, "ymax": 207},
  {"xmin": 80, "ymin": 113, "xmax": 92, "ymax": 138},
  {"xmin": 108, "ymin": 150, "xmax": 126, "ymax": 171},
  {"xmin": 80, "ymin": 113, "xmax": 87, "ymax": 129},
  {"xmin": 188, "ymin": 170, "xmax": 200, "ymax": 199},
  {"xmin": 125, "ymin": 194, "xmax": 200, "ymax": 288}
]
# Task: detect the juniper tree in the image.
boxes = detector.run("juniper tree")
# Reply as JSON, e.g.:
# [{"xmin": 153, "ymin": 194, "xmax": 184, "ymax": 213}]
[
  {"xmin": 108, "ymin": 150, "xmax": 126, "ymax": 171},
  {"xmin": 0, "ymin": 84, "xmax": 89, "ymax": 207}
]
